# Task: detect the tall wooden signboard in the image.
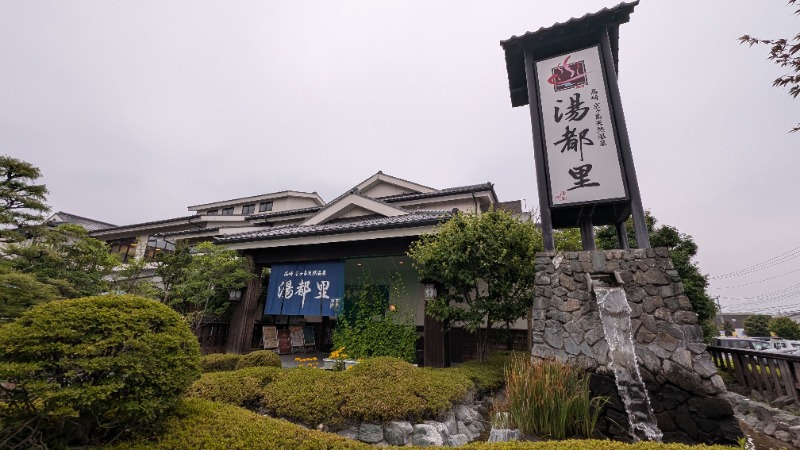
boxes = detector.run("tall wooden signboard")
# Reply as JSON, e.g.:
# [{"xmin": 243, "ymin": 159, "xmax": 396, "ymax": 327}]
[{"xmin": 501, "ymin": 1, "xmax": 649, "ymax": 251}]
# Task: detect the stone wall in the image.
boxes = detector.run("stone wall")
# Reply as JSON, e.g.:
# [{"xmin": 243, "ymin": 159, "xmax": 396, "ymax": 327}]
[{"xmin": 533, "ymin": 249, "xmax": 742, "ymax": 445}]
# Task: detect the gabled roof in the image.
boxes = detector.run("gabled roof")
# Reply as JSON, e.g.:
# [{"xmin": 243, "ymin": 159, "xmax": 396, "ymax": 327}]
[
  {"xmin": 354, "ymin": 171, "xmax": 436, "ymax": 196},
  {"xmin": 46, "ymin": 211, "xmax": 117, "ymax": 231},
  {"xmin": 217, "ymin": 210, "xmax": 450, "ymax": 244},
  {"xmin": 302, "ymin": 189, "xmax": 408, "ymax": 226}
]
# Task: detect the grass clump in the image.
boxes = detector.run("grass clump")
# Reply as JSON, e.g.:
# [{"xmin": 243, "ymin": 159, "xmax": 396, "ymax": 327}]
[
  {"xmin": 103, "ymin": 398, "xmax": 371, "ymax": 450},
  {"xmin": 235, "ymin": 349, "xmax": 282, "ymax": 369},
  {"xmin": 495, "ymin": 354, "xmax": 605, "ymax": 439},
  {"xmin": 186, "ymin": 366, "xmax": 282, "ymax": 408},
  {"xmin": 201, "ymin": 353, "xmax": 242, "ymax": 372}
]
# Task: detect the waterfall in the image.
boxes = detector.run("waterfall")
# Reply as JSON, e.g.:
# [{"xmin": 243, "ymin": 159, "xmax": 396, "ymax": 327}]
[{"xmin": 594, "ymin": 285, "xmax": 663, "ymax": 442}]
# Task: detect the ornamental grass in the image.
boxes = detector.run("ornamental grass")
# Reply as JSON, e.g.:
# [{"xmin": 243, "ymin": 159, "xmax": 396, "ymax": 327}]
[{"xmin": 497, "ymin": 354, "xmax": 606, "ymax": 439}]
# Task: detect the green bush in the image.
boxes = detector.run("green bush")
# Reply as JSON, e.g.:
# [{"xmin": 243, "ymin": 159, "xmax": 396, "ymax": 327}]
[
  {"xmin": 186, "ymin": 366, "xmax": 282, "ymax": 408},
  {"xmin": 201, "ymin": 353, "xmax": 242, "ymax": 372},
  {"xmin": 441, "ymin": 351, "xmax": 511, "ymax": 394},
  {"xmin": 235, "ymin": 349, "xmax": 282, "ymax": 369},
  {"xmin": 332, "ymin": 274, "xmax": 418, "ymax": 362},
  {"xmin": 103, "ymin": 398, "xmax": 371, "ymax": 450},
  {"xmin": 495, "ymin": 355, "xmax": 604, "ymax": 439},
  {"xmin": 340, "ymin": 357, "xmax": 473, "ymax": 423},
  {"xmin": 0, "ymin": 294, "xmax": 200, "ymax": 448},
  {"xmin": 262, "ymin": 366, "xmax": 345, "ymax": 428}
]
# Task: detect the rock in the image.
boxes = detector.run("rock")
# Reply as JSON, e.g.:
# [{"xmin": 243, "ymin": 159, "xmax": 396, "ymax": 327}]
[
  {"xmin": 424, "ymin": 420, "xmax": 450, "ymax": 439},
  {"xmin": 692, "ymin": 358, "xmax": 718, "ymax": 378},
  {"xmin": 488, "ymin": 428, "xmax": 522, "ymax": 443},
  {"xmin": 457, "ymin": 421, "xmax": 478, "ymax": 440},
  {"xmin": 337, "ymin": 427, "xmax": 359, "ymax": 440},
  {"xmin": 774, "ymin": 395, "xmax": 797, "ymax": 408},
  {"xmin": 654, "ymin": 332, "xmax": 679, "ymax": 352},
  {"xmin": 775, "ymin": 430, "xmax": 792, "ymax": 442},
  {"xmin": 564, "ymin": 337, "xmax": 580, "ymax": 355},
  {"xmin": 442, "ymin": 412, "xmax": 459, "ymax": 436},
  {"xmin": 634, "ymin": 269, "xmax": 672, "ymax": 286},
  {"xmin": 358, "ymin": 423, "xmax": 384, "ymax": 443},
  {"xmin": 453, "ymin": 404, "xmax": 471, "ymax": 422},
  {"xmin": 673, "ymin": 311, "xmax": 698, "ymax": 325},
  {"xmin": 447, "ymin": 433, "xmax": 470, "ymax": 447},
  {"xmin": 384, "ymin": 421, "xmax": 413, "ymax": 446},
  {"xmin": 412, "ymin": 424, "xmax": 443, "ymax": 447},
  {"xmin": 764, "ymin": 422, "xmax": 779, "ymax": 435},
  {"xmin": 544, "ymin": 326, "xmax": 564, "ymax": 349}
]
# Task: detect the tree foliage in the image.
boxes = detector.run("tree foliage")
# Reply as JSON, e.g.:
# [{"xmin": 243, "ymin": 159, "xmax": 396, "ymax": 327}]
[
  {"xmin": 0, "ymin": 266, "xmax": 61, "ymax": 322},
  {"xmin": 155, "ymin": 241, "xmax": 254, "ymax": 332},
  {"xmin": 3, "ymin": 224, "xmax": 119, "ymax": 298},
  {"xmin": 408, "ymin": 209, "xmax": 541, "ymax": 362},
  {"xmin": 108, "ymin": 257, "xmax": 161, "ymax": 299},
  {"xmin": 0, "ymin": 155, "xmax": 49, "ymax": 240},
  {"xmin": 596, "ymin": 212, "xmax": 719, "ymax": 342},
  {"xmin": 740, "ymin": 0, "xmax": 800, "ymax": 133},
  {"xmin": 744, "ymin": 314, "xmax": 772, "ymax": 337},
  {"xmin": 769, "ymin": 316, "xmax": 800, "ymax": 340}
]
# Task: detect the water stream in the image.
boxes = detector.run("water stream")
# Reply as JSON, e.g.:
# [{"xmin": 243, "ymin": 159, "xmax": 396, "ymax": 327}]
[{"xmin": 594, "ymin": 284, "xmax": 663, "ymax": 442}]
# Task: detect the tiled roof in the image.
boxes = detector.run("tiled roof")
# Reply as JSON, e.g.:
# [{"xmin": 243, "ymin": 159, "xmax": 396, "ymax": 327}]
[
  {"xmin": 188, "ymin": 190, "xmax": 322, "ymax": 210},
  {"xmin": 247, "ymin": 206, "xmax": 323, "ymax": 221},
  {"xmin": 378, "ymin": 183, "xmax": 495, "ymax": 203},
  {"xmin": 153, "ymin": 227, "xmax": 221, "ymax": 237},
  {"xmin": 47, "ymin": 211, "xmax": 117, "ymax": 231},
  {"xmin": 89, "ymin": 215, "xmax": 200, "ymax": 236},
  {"xmin": 217, "ymin": 211, "xmax": 450, "ymax": 244}
]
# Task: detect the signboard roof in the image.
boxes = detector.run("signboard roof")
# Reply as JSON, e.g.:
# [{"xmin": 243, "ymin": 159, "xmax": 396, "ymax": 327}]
[{"xmin": 500, "ymin": 1, "xmax": 639, "ymax": 107}]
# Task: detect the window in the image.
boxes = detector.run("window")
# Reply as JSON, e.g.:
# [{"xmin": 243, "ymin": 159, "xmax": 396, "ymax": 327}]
[
  {"xmin": 222, "ymin": 207, "xmax": 233, "ymax": 215},
  {"xmin": 145, "ymin": 236, "xmax": 176, "ymax": 260},
  {"xmin": 109, "ymin": 237, "xmax": 137, "ymax": 263},
  {"xmin": 259, "ymin": 201, "xmax": 273, "ymax": 212},
  {"xmin": 207, "ymin": 210, "xmax": 219, "ymax": 215},
  {"xmin": 242, "ymin": 204, "xmax": 255, "ymax": 215}
]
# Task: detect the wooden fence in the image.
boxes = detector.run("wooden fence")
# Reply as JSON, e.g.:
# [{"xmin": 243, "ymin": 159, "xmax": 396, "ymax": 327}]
[
  {"xmin": 707, "ymin": 345, "xmax": 800, "ymax": 401},
  {"xmin": 196, "ymin": 322, "xmax": 230, "ymax": 355}
]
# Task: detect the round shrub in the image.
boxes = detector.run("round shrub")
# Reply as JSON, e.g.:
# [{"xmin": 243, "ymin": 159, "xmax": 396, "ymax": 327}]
[
  {"xmin": 235, "ymin": 349, "xmax": 282, "ymax": 370},
  {"xmin": 201, "ymin": 353, "xmax": 242, "ymax": 372},
  {"xmin": 186, "ymin": 366, "xmax": 282, "ymax": 409},
  {"xmin": 0, "ymin": 294, "xmax": 200, "ymax": 448}
]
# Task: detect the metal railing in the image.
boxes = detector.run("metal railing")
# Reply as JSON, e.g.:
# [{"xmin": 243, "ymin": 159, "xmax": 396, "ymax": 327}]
[{"xmin": 707, "ymin": 345, "xmax": 800, "ymax": 401}]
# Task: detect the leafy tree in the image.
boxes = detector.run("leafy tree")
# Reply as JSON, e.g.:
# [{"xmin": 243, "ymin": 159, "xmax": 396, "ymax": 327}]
[
  {"xmin": 0, "ymin": 155, "xmax": 49, "ymax": 240},
  {"xmin": 158, "ymin": 241, "xmax": 255, "ymax": 332},
  {"xmin": 3, "ymin": 224, "xmax": 119, "ymax": 298},
  {"xmin": 408, "ymin": 208, "xmax": 541, "ymax": 362},
  {"xmin": 0, "ymin": 267, "xmax": 61, "ymax": 322},
  {"xmin": 109, "ymin": 257, "xmax": 161, "ymax": 299},
  {"xmin": 155, "ymin": 239, "xmax": 193, "ymax": 304},
  {"xmin": 596, "ymin": 212, "xmax": 719, "ymax": 342},
  {"xmin": 723, "ymin": 320, "xmax": 736, "ymax": 337},
  {"xmin": 739, "ymin": 0, "xmax": 800, "ymax": 133},
  {"xmin": 744, "ymin": 314, "xmax": 772, "ymax": 337},
  {"xmin": 769, "ymin": 316, "xmax": 800, "ymax": 339}
]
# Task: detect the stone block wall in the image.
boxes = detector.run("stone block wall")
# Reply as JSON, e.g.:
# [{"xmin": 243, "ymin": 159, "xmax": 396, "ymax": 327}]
[{"xmin": 533, "ymin": 249, "xmax": 742, "ymax": 445}]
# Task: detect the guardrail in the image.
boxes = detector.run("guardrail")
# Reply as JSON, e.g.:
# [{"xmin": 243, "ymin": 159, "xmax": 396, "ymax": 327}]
[{"xmin": 707, "ymin": 345, "xmax": 800, "ymax": 401}]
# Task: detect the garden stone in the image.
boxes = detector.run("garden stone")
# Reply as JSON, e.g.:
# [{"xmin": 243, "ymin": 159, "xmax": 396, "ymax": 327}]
[
  {"xmin": 457, "ymin": 421, "xmax": 478, "ymax": 440},
  {"xmin": 358, "ymin": 423, "xmax": 383, "ymax": 443},
  {"xmin": 384, "ymin": 421, "xmax": 413, "ymax": 446},
  {"xmin": 775, "ymin": 430, "xmax": 792, "ymax": 442},
  {"xmin": 447, "ymin": 434, "xmax": 469, "ymax": 447},
  {"xmin": 454, "ymin": 404, "xmax": 471, "ymax": 422},
  {"xmin": 413, "ymin": 424, "xmax": 443, "ymax": 447},
  {"xmin": 338, "ymin": 427, "xmax": 359, "ymax": 440},
  {"xmin": 488, "ymin": 428, "xmax": 521, "ymax": 442},
  {"xmin": 443, "ymin": 412, "xmax": 459, "ymax": 435}
]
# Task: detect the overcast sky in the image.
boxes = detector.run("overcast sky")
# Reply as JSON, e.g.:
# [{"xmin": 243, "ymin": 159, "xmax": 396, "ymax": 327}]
[{"xmin": 2, "ymin": 1, "xmax": 798, "ymax": 314}]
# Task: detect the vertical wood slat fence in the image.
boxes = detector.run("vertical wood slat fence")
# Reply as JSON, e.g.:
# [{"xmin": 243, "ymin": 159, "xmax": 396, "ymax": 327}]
[
  {"xmin": 707, "ymin": 345, "xmax": 800, "ymax": 401},
  {"xmin": 196, "ymin": 322, "xmax": 230, "ymax": 355}
]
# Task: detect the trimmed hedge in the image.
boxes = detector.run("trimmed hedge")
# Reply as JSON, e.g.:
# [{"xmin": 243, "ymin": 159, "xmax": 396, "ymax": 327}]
[
  {"xmin": 0, "ymin": 295, "xmax": 200, "ymax": 448},
  {"xmin": 463, "ymin": 441, "xmax": 732, "ymax": 450},
  {"xmin": 104, "ymin": 398, "xmax": 371, "ymax": 450},
  {"xmin": 200, "ymin": 353, "xmax": 242, "ymax": 372},
  {"xmin": 186, "ymin": 366, "xmax": 282, "ymax": 408},
  {"xmin": 340, "ymin": 357, "xmax": 473, "ymax": 423},
  {"xmin": 261, "ymin": 367, "xmax": 346, "ymax": 428},
  {"xmin": 235, "ymin": 349, "xmax": 282, "ymax": 369}
]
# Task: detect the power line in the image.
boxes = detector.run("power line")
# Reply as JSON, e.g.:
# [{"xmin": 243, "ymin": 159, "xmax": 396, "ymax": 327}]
[
  {"xmin": 710, "ymin": 267, "xmax": 800, "ymax": 289},
  {"xmin": 709, "ymin": 246, "xmax": 800, "ymax": 280}
]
